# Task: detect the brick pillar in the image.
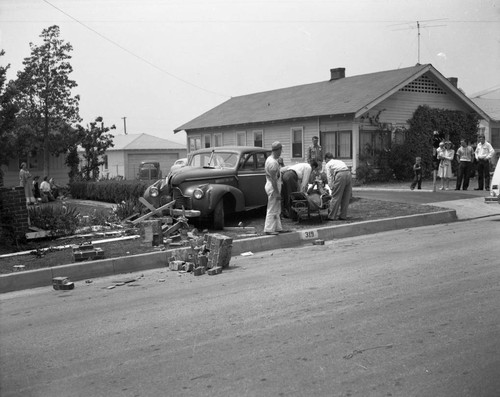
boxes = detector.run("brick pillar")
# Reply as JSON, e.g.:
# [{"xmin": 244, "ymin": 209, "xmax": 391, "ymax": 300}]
[{"xmin": 0, "ymin": 186, "xmax": 30, "ymax": 243}]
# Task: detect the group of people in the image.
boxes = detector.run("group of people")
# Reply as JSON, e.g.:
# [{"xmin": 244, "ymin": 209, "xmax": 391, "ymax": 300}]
[
  {"xmin": 413, "ymin": 133, "xmax": 495, "ymax": 191},
  {"xmin": 263, "ymin": 137, "xmax": 352, "ymax": 235},
  {"xmin": 19, "ymin": 162, "xmax": 60, "ymax": 205}
]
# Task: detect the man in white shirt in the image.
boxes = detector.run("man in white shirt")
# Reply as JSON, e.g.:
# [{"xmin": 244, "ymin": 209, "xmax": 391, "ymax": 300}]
[
  {"xmin": 324, "ymin": 152, "xmax": 352, "ymax": 221},
  {"xmin": 281, "ymin": 160, "xmax": 319, "ymax": 217},
  {"xmin": 39, "ymin": 176, "xmax": 54, "ymax": 202},
  {"xmin": 264, "ymin": 141, "xmax": 284, "ymax": 235},
  {"xmin": 474, "ymin": 135, "xmax": 495, "ymax": 191}
]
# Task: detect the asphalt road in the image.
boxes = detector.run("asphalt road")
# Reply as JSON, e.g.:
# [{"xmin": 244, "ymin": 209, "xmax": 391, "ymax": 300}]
[{"xmin": 1, "ymin": 216, "xmax": 500, "ymax": 397}]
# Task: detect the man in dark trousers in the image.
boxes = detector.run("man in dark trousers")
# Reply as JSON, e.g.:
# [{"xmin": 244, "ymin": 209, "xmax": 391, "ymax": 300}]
[
  {"xmin": 324, "ymin": 152, "xmax": 352, "ymax": 221},
  {"xmin": 455, "ymin": 139, "xmax": 474, "ymax": 190},
  {"xmin": 474, "ymin": 135, "xmax": 495, "ymax": 191}
]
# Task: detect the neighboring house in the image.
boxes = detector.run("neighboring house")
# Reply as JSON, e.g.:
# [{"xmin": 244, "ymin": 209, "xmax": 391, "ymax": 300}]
[
  {"xmin": 91, "ymin": 133, "xmax": 187, "ymax": 180},
  {"xmin": 470, "ymin": 95, "xmax": 500, "ymax": 163},
  {"xmin": 1, "ymin": 152, "xmax": 69, "ymax": 188},
  {"xmin": 174, "ymin": 64, "xmax": 490, "ymax": 173}
]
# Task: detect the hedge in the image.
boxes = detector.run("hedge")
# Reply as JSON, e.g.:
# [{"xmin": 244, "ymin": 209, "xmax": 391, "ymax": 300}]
[{"xmin": 69, "ymin": 180, "xmax": 151, "ymax": 203}]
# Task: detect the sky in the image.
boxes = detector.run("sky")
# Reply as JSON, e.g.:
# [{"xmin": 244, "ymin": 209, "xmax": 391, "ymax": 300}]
[{"xmin": 1, "ymin": 0, "xmax": 499, "ymax": 145}]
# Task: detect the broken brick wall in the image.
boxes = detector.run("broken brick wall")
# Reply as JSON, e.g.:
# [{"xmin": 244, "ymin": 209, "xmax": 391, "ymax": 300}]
[{"xmin": 0, "ymin": 186, "xmax": 29, "ymax": 243}]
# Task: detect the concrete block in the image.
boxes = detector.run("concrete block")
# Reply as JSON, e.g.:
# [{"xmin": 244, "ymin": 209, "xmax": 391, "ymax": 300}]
[
  {"xmin": 113, "ymin": 251, "xmax": 167, "ymax": 274},
  {"xmin": 205, "ymin": 233, "xmax": 232, "ymax": 269},
  {"xmin": 73, "ymin": 247, "xmax": 105, "ymax": 262}
]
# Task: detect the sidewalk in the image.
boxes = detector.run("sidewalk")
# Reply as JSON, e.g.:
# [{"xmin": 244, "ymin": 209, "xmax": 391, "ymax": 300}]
[{"xmin": 353, "ymin": 178, "xmax": 499, "ymax": 220}]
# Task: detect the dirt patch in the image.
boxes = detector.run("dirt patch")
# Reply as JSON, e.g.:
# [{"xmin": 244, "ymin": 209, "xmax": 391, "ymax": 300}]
[{"xmin": 0, "ymin": 198, "xmax": 445, "ymax": 274}]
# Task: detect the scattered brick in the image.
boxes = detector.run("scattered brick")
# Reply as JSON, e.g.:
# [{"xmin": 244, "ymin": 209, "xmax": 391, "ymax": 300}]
[
  {"xmin": 193, "ymin": 266, "xmax": 205, "ymax": 276},
  {"xmin": 183, "ymin": 262, "xmax": 194, "ymax": 272},
  {"xmin": 169, "ymin": 260, "xmax": 185, "ymax": 271},
  {"xmin": 207, "ymin": 266, "xmax": 222, "ymax": 276}
]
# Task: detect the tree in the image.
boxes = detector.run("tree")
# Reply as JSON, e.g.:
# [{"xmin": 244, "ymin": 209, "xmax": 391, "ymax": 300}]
[
  {"xmin": 388, "ymin": 105, "xmax": 479, "ymax": 180},
  {"xmin": 78, "ymin": 117, "xmax": 115, "ymax": 181},
  {"xmin": 14, "ymin": 25, "xmax": 81, "ymax": 177},
  {"xmin": 0, "ymin": 50, "xmax": 20, "ymax": 186}
]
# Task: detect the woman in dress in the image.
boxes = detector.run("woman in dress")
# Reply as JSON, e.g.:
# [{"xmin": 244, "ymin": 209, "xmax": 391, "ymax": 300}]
[
  {"xmin": 438, "ymin": 141, "xmax": 455, "ymax": 190},
  {"xmin": 19, "ymin": 162, "xmax": 35, "ymax": 205}
]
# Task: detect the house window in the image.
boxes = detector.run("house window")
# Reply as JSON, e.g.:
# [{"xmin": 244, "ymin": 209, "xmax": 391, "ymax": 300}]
[
  {"xmin": 359, "ymin": 130, "xmax": 390, "ymax": 156},
  {"xmin": 291, "ymin": 127, "xmax": 303, "ymax": 158},
  {"xmin": 214, "ymin": 133, "xmax": 222, "ymax": 147},
  {"xmin": 236, "ymin": 131, "xmax": 246, "ymax": 146},
  {"xmin": 103, "ymin": 155, "xmax": 108, "ymax": 170},
  {"xmin": 253, "ymin": 130, "xmax": 263, "ymax": 147},
  {"xmin": 321, "ymin": 130, "xmax": 352, "ymax": 159},
  {"xmin": 491, "ymin": 127, "xmax": 500, "ymax": 150},
  {"xmin": 203, "ymin": 134, "xmax": 211, "ymax": 148},
  {"xmin": 188, "ymin": 136, "xmax": 201, "ymax": 153}
]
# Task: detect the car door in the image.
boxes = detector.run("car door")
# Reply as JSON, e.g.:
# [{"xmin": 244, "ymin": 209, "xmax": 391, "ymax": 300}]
[{"xmin": 237, "ymin": 152, "xmax": 268, "ymax": 209}]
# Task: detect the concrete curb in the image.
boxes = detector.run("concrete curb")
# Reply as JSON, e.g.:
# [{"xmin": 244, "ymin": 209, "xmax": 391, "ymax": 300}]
[{"xmin": 0, "ymin": 209, "xmax": 457, "ymax": 294}]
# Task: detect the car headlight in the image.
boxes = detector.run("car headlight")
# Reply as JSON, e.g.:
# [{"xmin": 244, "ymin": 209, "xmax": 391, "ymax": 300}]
[
  {"xmin": 150, "ymin": 187, "xmax": 159, "ymax": 197},
  {"xmin": 193, "ymin": 188, "xmax": 204, "ymax": 200}
]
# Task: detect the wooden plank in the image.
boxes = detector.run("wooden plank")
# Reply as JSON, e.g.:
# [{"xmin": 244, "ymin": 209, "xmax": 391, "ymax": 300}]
[
  {"xmin": 139, "ymin": 197, "xmax": 157, "ymax": 212},
  {"xmin": 26, "ymin": 230, "xmax": 51, "ymax": 240},
  {"xmin": 132, "ymin": 201, "xmax": 176, "ymax": 224}
]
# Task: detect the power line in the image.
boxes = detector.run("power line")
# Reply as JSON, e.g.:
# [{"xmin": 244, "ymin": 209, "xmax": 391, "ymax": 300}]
[{"xmin": 40, "ymin": 0, "xmax": 231, "ymax": 99}]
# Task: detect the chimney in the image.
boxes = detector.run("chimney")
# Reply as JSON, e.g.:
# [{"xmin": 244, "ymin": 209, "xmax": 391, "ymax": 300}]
[
  {"xmin": 447, "ymin": 77, "xmax": 458, "ymax": 87},
  {"xmin": 330, "ymin": 68, "xmax": 345, "ymax": 81}
]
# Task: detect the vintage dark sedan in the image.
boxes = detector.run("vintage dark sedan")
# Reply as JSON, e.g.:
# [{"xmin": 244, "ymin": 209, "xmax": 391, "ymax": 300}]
[{"xmin": 143, "ymin": 146, "xmax": 271, "ymax": 229}]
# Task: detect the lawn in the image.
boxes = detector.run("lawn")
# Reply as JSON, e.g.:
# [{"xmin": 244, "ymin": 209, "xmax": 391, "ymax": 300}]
[{"xmin": 0, "ymin": 196, "xmax": 445, "ymax": 274}]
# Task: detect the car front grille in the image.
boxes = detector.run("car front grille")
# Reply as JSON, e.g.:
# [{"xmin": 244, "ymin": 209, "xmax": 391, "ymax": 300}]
[{"xmin": 172, "ymin": 188, "xmax": 191, "ymax": 209}]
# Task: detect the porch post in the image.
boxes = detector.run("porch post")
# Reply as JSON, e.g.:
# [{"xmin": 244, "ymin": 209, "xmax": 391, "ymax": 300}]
[{"xmin": 351, "ymin": 120, "xmax": 360, "ymax": 177}]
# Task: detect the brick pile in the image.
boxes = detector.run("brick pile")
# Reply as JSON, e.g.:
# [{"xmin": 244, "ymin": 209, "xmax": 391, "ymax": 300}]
[{"xmin": 167, "ymin": 233, "xmax": 233, "ymax": 276}]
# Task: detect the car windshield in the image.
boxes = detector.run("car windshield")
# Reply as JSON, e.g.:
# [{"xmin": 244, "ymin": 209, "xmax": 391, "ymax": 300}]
[{"xmin": 190, "ymin": 151, "xmax": 239, "ymax": 169}]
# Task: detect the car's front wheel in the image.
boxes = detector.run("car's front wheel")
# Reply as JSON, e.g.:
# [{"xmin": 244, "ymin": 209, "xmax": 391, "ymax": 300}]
[{"xmin": 213, "ymin": 199, "xmax": 225, "ymax": 230}]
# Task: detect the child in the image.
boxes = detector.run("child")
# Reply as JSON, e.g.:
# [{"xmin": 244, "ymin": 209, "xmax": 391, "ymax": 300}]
[
  {"xmin": 32, "ymin": 176, "xmax": 41, "ymax": 202},
  {"xmin": 410, "ymin": 157, "xmax": 423, "ymax": 190}
]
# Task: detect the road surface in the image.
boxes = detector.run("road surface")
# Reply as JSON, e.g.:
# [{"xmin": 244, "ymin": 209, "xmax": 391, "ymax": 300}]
[{"xmin": 1, "ymin": 215, "xmax": 499, "ymax": 396}]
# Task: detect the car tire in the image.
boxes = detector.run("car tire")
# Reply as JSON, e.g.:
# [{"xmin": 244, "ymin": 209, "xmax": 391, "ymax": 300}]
[{"xmin": 213, "ymin": 200, "xmax": 225, "ymax": 230}]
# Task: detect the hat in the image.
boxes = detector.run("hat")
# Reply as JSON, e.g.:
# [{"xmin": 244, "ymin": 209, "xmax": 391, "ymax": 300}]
[{"xmin": 271, "ymin": 141, "xmax": 282, "ymax": 151}]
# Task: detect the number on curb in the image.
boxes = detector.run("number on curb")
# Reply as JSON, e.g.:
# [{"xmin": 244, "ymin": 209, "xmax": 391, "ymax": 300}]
[{"xmin": 300, "ymin": 230, "xmax": 318, "ymax": 240}]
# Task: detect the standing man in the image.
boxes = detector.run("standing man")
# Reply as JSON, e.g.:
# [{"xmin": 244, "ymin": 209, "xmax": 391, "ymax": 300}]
[
  {"xmin": 307, "ymin": 136, "xmax": 323, "ymax": 166},
  {"xmin": 474, "ymin": 135, "xmax": 495, "ymax": 191},
  {"xmin": 264, "ymin": 141, "xmax": 284, "ymax": 235},
  {"xmin": 324, "ymin": 152, "xmax": 352, "ymax": 221},
  {"xmin": 281, "ymin": 160, "xmax": 318, "ymax": 217},
  {"xmin": 455, "ymin": 139, "xmax": 474, "ymax": 190}
]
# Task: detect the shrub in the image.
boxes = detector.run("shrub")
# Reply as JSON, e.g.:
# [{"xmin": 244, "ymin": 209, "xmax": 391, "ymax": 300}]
[
  {"xmin": 28, "ymin": 203, "xmax": 80, "ymax": 236},
  {"xmin": 114, "ymin": 199, "xmax": 141, "ymax": 220}
]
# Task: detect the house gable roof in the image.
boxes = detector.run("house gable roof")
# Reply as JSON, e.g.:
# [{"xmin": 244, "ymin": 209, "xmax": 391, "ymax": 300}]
[
  {"xmin": 470, "ymin": 98, "xmax": 500, "ymax": 121},
  {"xmin": 175, "ymin": 64, "xmax": 488, "ymax": 132},
  {"xmin": 109, "ymin": 133, "xmax": 185, "ymax": 151}
]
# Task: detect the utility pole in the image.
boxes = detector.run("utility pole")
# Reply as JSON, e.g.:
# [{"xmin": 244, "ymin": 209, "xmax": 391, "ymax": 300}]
[{"xmin": 122, "ymin": 117, "xmax": 127, "ymax": 134}]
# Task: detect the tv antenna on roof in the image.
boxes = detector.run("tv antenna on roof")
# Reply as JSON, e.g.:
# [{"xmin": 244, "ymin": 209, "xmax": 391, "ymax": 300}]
[{"xmin": 390, "ymin": 19, "xmax": 447, "ymax": 64}]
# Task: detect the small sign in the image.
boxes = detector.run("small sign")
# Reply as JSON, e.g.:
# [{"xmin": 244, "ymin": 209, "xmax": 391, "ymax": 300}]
[{"xmin": 299, "ymin": 230, "xmax": 318, "ymax": 240}]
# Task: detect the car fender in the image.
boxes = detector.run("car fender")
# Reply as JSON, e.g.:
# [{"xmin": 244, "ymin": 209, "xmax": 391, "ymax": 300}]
[{"xmin": 187, "ymin": 184, "xmax": 245, "ymax": 214}]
